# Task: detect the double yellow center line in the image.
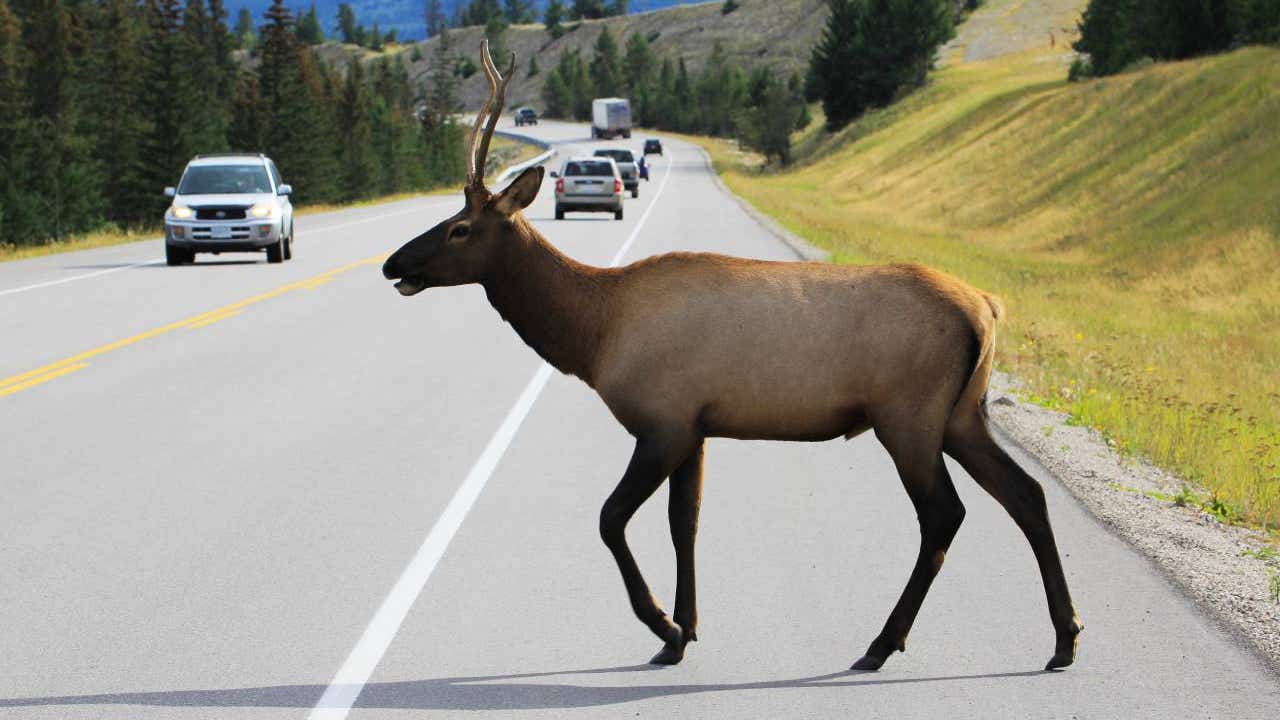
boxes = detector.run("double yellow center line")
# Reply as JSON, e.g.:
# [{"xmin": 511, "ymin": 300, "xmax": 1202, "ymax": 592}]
[{"xmin": 0, "ymin": 254, "xmax": 387, "ymax": 398}]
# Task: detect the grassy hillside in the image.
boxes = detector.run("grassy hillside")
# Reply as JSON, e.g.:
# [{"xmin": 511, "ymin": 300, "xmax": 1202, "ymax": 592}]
[
  {"xmin": 325, "ymin": 0, "xmax": 827, "ymax": 110},
  {"xmin": 704, "ymin": 45, "xmax": 1280, "ymax": 527}
]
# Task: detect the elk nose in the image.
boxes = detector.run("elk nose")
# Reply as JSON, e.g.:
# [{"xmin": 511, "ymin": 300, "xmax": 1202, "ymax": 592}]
[{"xmin": 382, "ymin": 255, "xmax": 400, "ymax": 280}]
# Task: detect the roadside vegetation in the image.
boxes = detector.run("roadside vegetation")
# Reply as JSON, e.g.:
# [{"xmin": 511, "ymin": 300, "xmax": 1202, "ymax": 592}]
[
  {"xmin": 1, "ymin": 0, "xmax": 470, "ymax": 250},
  {"xmin": 0, "ymin": 134, "xmax": 535, "ymax": 264},
  {"xmin": 695, "ymin": 43, "xmax": 1280, "ymax": 528}
]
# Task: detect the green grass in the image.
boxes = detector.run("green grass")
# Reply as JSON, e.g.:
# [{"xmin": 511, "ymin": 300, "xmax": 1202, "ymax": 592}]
[{"xmin": 692, "ymin": 45, "xmax": 1280, "ymax": 528}]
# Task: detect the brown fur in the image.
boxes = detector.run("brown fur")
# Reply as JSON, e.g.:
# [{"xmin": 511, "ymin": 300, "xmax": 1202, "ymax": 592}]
[{"xmin": 381, "ymin": 40, "xmax": 1082, "ymax": 671}]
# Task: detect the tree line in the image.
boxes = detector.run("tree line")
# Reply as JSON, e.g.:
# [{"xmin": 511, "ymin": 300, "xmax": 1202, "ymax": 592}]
[
  {"xmin": 1072, "ymin": 0, "xmax": 1280, "ymax": 78},
  {"xmin": 1, "ymin": 0, "xmax": 468, "ymax": 248},
  {"xmin": 807, "ymin": 0, "xmax": 970, "ymax": 130},
  {"xmin": 538, "ymin": 26, "xmax": 808, "ymax": 164}
]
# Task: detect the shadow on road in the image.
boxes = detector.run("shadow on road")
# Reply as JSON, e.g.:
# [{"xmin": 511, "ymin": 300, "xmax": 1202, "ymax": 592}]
[{"xmin": 0, "ymin": 666, "xmax": 1048, "ymax": 711}]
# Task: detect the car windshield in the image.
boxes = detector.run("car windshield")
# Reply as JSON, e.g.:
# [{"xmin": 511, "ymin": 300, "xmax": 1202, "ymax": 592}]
[
  {"xmin": 594, "ymin": 150, "xmax": 634, "ymax": 163},
  {"xmin": 178, "ymin": 164, "xmax": 272, "ymax": 195},
  {"xmin": 565, "ymin": 161, "xmax": 614, "ymax": 177}
]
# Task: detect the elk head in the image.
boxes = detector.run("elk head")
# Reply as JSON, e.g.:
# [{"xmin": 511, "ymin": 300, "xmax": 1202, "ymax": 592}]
[{"xmin": 383, "ymin": 40, "xmax": 543, "ymax": 296}]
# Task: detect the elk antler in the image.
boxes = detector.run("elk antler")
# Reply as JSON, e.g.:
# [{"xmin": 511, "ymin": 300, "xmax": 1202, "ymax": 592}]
[{"xmin": 466, "ymin": 40, "xmax": 516, "ymax": 198}]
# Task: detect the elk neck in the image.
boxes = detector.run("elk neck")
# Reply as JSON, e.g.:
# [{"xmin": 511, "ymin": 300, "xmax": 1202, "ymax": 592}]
[{"xmin": 480, "ymin": 216, "xmax": 613, "ymax": 386}]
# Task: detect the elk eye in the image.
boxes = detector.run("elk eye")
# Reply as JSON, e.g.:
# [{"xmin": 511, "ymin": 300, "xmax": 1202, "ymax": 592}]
[{"xmin": 449, "ymin": 224, "xmax": 470, "ymax": 240}]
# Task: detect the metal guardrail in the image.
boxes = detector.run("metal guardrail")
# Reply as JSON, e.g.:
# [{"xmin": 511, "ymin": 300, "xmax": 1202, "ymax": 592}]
[{"xmin": 493, "ymin": 129, "xmax": 557, "ymax": 186}]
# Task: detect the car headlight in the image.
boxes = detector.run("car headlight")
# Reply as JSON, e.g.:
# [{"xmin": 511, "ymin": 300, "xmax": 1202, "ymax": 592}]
[
  {"xmin": 170, "ymin": 204, "xmax": 194, "ymax": 219},
  {"xmin": 248, "ymin": 203, "xmax": 277, "ymax": 219}
]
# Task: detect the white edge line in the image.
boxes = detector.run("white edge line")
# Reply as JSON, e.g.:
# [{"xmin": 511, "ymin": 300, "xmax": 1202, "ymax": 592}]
[
  {"xmin": 0, "ymin": 200, "xmax": 451, "ymax": 299},
  {"xmin": 307, "ymin": 151, "xmax": 677, "ymax": 719},
  {"xmin": 0, "ymin": 260, "xmax": 165, "ymax": 297}
]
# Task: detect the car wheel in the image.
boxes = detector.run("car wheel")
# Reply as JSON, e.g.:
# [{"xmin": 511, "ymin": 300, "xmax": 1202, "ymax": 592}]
[
  {"xmin": 266, "ymin": 236, "xmax": 284, "ymax": 263},
  {"xmin": 555, "ymin": 206, "xmax": 565, "ymax": 220},
  {"xmin": 631, "ymin": 187, "xmax": 639, "ymax": 198},
  {"xmin": 283, "ymin": 230, "xmax": 293, "ymax": 260},
  {"xmin": 614, "ymin": 207, "xmax": 624, "ymax": 221},
  {"xmin": 165, "ymin": 243, "xmax": 191, "ymax": 266}
]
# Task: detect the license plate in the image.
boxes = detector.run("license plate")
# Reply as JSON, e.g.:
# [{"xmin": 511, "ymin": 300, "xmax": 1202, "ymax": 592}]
[{"xmin": 211, "ymin": 226, "xmax": 232, "ymax": 239}]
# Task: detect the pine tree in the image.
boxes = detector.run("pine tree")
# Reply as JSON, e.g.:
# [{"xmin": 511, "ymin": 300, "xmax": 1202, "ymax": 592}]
[
  {"xmin": 695, "ymin": 41, "xmax": 743, "ymax": 136},
  {"xmin": 296, "ymin": 3, "xmax": 323, "ymax": 44},
  {"xmin": 607, "ymin": 0, "xmax": 628, "ymax": 16},
  {"xmin": 207, "ymin": 0, "xmax": 235, "ymax": 101},
  {"xmin": 571, "ymin": 0, "xmax": 606, "ymax": 20},
  {"xmin": 337, "ymin": 55, "xmax": 375, "ymax": 200},
  {"xmin": 0, "ymin": 0, "xmax": 42, "ymax": 243},
  {"xmin": 233, "ymin": 7, "xmax": 255, "ymax": 50},
  {"xmin": 590, "ymin": 25, "xmax": 621, "ymax": 96},
  {"xmin": 528, "ymin": 53, "xmax": 540, "ymax": 76},
  {"xmin": 425, "ymin": 0, "xmax": 447, "ymax": 38},
  {"xmin": 85, "ymin": 0, "xmax": 152, "ymax": 225},
  {"xmin": 142, "ymin": 0, "xmax": 198, "ymax": 195},
  {"xmin": 542, "ymin": 63, "xmax": 572, "ymax": 116},
  {"xmin": 505, "ymin": 0, "xmax": 534, "ymax": 24},
  {"xmin": 184, "ymin": 0, "xmax": 230, "ymax": 153},
  {"xmin": 422, "ymin": 26, "xmax": 465, "ymax": 186},
  {"xmin": 545, "ymin": 0, "xmax": 566, "ymax": 38},
  {"xmin": 1073, "ymin": 0, "xmax": 1137, "ymax": 76},
  {"xmin": 462, "ymin": 0, "xmax": 502, "ymax": 27},
  {"xmin": 369, "ymin": 20, "xmax": 383, "ymax": 51},
  {"xmin": 484, "ymin": 12, "xmax": 509, "ymax": 67},
  {"xmin": 337, "ymin": 3, "xmax": 357, "ymax": 43},
  {"xmin": 673, "ymin": 57, "xmax": 693, "ymax": 131},
  {"xmin": 228, "ymin": 71, "xmax": 266, "ymax": 151},
  {"xmin": 260, "ymin": 0, "xmax": 336, "ymax": 203},
  {"xmin": 623, "ymin": 31, "xmax": 655, "ymax": 91}
]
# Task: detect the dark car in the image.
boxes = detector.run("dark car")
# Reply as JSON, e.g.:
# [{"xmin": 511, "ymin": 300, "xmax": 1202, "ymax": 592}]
[
  {"xmin": 643, "ymin": 138, "xmax": 663, "ymax": 156},
  {"xmin": 515, "ymin": 107, "xmax": 538, "ymax": 126}
]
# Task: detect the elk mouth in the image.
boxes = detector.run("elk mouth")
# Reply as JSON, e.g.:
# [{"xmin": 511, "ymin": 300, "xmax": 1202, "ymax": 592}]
[{"xmin": 393, "ymin": 275, "xmax": 428, "ymax": 296}]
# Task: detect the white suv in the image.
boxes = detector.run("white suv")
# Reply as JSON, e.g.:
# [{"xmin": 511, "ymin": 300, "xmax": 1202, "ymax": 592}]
[{"xmin": 164, "ymin": 154, "xmax": 295, "ymax": 265}]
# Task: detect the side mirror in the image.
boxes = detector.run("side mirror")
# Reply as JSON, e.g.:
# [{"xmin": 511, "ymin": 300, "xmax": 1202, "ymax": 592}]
[
  {"xmin": 549, "ymin": 171, "xmax": 559, "ymax": 178},
  {"xmin": 277, "ymin": 184, "xmax": 292, "ymax": 196},
  {"xmin": 163, "ymin": 187, "xmax": 176, "ymax": 198}
]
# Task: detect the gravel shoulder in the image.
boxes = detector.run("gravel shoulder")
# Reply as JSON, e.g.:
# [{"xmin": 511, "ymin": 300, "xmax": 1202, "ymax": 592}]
[{"xmin": 988, "ymin": 373, "xmax": 1280, "ymax": 673}]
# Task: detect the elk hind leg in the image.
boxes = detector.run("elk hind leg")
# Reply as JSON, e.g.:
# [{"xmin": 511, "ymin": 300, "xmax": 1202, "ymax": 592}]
[
  {"xmin": 651, "ymin": 439, "xmax": 705, "ymax": 665},
  {"xmin": 853, "ymin": 427, "xmax": 965, "ymax": 671},
  {"xmin": 944, "ymin": 408, "xmax": 1083, "ymax": 670}
]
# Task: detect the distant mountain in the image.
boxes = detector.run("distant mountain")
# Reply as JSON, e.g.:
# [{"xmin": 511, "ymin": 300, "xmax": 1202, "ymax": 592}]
[{"xmin": 227, "ymin": 1, "xmax": 707, "ymax": 41}]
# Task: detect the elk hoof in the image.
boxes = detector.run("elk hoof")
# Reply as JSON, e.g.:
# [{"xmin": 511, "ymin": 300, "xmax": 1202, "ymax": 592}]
[
  {"xmin": 1044, "ymin": 652, "xmax": 1074, "ymax": 671},
  {"xmin": 1045, "ymin": 620, "xmax": 1083, "ymax": 671},
  {"xmin": 650, "ymin": 640, "xmax": 686, "ymax": 665},
  {"xmin": 850, "ymin": 654, "xmax": 886, "ymax": 672},
  {"xmin": 649, "ymin": 622, "xmax": 688, "ymax": 665}
]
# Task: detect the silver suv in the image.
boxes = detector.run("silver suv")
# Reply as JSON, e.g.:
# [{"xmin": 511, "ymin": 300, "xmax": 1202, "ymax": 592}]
[
  {"xmin": 592, "ymin": 149, "xmax": 640, "ymax": 197},
  {"xmin": 163, "ymin": 154, "xmax": 295, "ymax": 265},
  {"xmin": 552, "ymin": 157, "xmax": 624, "ymax": 221}
]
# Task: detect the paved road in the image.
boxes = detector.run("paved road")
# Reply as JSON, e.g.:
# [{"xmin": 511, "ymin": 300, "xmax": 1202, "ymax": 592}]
[{"xmin": 1, "ymin": 121, "xmax": 1276, "ymax": 719}]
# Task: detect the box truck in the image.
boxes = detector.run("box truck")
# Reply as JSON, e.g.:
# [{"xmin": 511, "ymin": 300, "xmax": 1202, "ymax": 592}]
[{"xmin": 591, "ymin": 98, "xmax": 632, "ymax": 140}]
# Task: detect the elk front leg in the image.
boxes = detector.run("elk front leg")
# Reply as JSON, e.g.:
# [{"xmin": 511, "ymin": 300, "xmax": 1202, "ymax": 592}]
[
  {"xmin": 599, "ymin": 434, "xmax": 693, "ymax": 657},
  {"xmin": 651, "ymin": 439, "xmax": 705, "ymax": 665}
]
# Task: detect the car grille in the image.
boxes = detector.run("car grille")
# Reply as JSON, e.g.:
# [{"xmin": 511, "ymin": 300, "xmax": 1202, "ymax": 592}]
[
  {"xmin": 191, "ymin": 226, "xmax": 253, "ymax": 240},
  {"xmin": 195, "ymin": 206, "xmax": 248, "ymax": 220}
]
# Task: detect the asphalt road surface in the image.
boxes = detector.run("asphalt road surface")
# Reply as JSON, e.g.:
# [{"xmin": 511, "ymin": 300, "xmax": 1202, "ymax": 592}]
[{"xmin": 2, "ymin": 121, "xmax": 1277, "ymax": 719}]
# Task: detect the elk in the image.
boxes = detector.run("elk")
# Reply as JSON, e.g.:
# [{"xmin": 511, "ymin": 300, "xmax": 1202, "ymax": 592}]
[{"xmin": 382, "ymin": 41, "xmax": 1083, "ymax": 672}]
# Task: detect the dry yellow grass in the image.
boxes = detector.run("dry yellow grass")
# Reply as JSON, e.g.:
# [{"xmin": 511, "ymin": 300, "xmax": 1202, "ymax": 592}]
[{"xmin": 693, "ymin": 46, "xmax": 1280, "ymax": 528}]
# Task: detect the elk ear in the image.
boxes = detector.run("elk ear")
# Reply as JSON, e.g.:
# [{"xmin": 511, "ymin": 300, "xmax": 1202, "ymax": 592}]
[{"xmin": 493, "ymin": 165, "xmax": 544, "ymax": 217}]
